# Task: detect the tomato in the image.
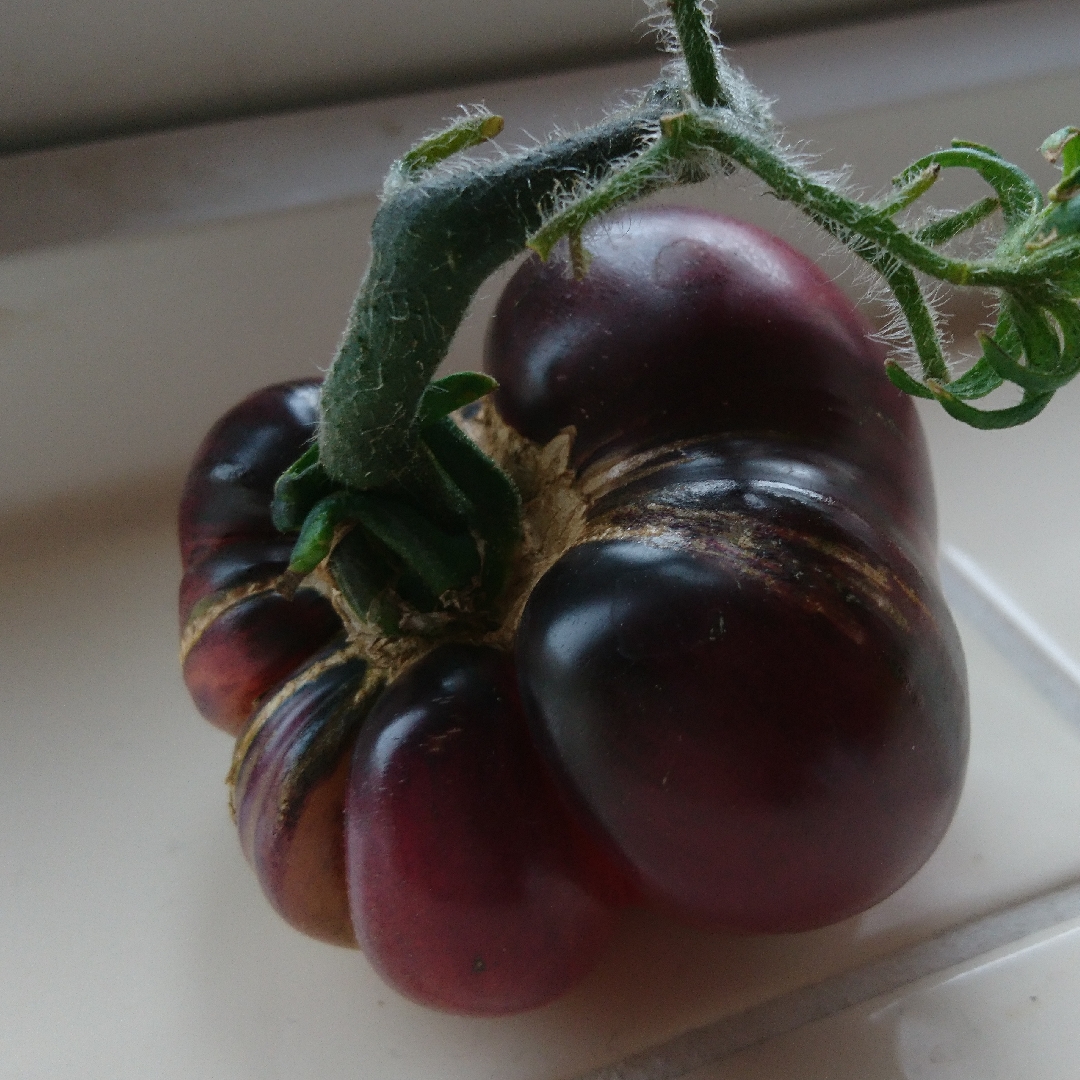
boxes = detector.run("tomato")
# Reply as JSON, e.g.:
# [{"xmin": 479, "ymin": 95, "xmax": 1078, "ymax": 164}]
[
  {"xmin": 178, "ymin": 206, "xmax": 967, "ymax": 1012},
  {"xmin": 489, "ymin": 207, "xmax": 968, "ymax": 931},
  {"xmin": 179, "ymin": 382, "xmax": 342, "ymax": 737}
]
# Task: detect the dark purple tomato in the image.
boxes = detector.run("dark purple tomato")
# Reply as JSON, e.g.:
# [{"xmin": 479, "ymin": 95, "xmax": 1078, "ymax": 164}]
[
  {"xmin": 178, "ymin": 381, "xmax": 342, "ymax": 735},
  {"xmin": 487, "ymin": 207, "xmax": 968, "ymax": 932},
  {"xmin": 346, "ymin": 643, "xmax": 615, "ymax": 1013},
  {"xmin": 182, "ymin": 590, "xmax": 345, "ymax": 735},
  {"xmin": 179, "ymin": 206, "xmax": 969, "ymax": 1013},
  {"xmin": 516, "ymin": 497, "xmax": 965, "ymax": 931},
  {"xmin": 179, "ymin": 379, "xmax": 321, "ymax": 569}
]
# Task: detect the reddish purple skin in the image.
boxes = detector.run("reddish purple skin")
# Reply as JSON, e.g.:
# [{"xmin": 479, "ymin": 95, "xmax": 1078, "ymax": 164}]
[
  {"xmin": 183, "ymin": 591, "xmax": 344, "ymax": 735},
  {"xmin": 180, "ymin": 208, "xmax": 968, "ymax": 1007},
  {"xmin": 178, "ymin": 381, "xmax": 342, "ymax": 734},
  {"xmin": 233, "ymin": 645, "xmax": 367, "ymax": 946},
  {"xmin": 487, "ymin": 208, "xmax": 969, "ymax": 932},
  {"xmin": 346, "ymin": 644, "xmax": 615, "ymax": 1014},
  {"xmin": 178, "ymin": 537, "xmax": 295, "ymax": 628},
  {"xmin": 517, "ymin": 499, "xmax": 965, "ymax": 931},
  {"xmin": 180, "ymin": 380, "xmax": 321, "ymax": 568}
]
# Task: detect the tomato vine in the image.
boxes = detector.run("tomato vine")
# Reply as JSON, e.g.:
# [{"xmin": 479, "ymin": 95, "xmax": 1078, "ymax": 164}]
[{"xmin": 273, "ymin": 0, "xmax": 1080, "ymax": 631}]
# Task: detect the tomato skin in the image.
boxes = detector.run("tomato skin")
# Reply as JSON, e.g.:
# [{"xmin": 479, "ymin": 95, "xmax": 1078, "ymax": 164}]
[
  {"xmin": 179, "ymin": 206, "xmax": 969, "ymax": 1007},
  {"xmin": 346, "ymin": 643, "xmax": 615, "ymax": 1014},
  {"xmin": 180, "ymin": 381, "xmax": 365, "ymax": 942},
  {"xmin": 179, "ymin": 380, "xmax": 321, "ymax": 569},
  {"xmin": 182, "ymin": 591, "xmax": 344, "ymax": 735},
  {"xmin": 178, "ymin": 381, "xmax": 342, "ymax": 735},
  {"xmin": 489, "ymin": 207, "xmax": 968, "ymax": 932}
]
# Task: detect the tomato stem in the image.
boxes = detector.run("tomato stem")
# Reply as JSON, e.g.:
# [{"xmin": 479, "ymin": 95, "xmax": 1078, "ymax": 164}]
[
  {"xmin": 287, "ymin": 0, "xmax": 1080, "ymax": 629},
  {"xmin": 396, "ymin": 112, "xmax": 504, "ymax": 180},
  {"xmin": 668, "ymin": 0, "xmax": 726, "ymax": 108}
]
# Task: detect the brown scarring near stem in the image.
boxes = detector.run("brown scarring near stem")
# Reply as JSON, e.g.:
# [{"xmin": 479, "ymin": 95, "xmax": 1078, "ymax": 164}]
[{"xmin": 179, "ymin": 578, "xmax": 286, "ymax": 663}]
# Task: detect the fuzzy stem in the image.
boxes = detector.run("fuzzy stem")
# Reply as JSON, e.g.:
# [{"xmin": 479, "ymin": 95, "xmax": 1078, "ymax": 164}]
[
  {"xmin": 876, "ymin": 164, "xmax": 940, "ymax": 217},
  {"xmin": 872, "ymin": 259, "xmax": 950, "ymax": 383},
  {"xmin": 318, "ymin": 88, "xmax": 681, "ymax": 493},
  {"xmin": 549, "ymin": 111, "xmax": 1066, "ymax": 290},
  {"xmin": 915, "ymin": 196, "xmax": 999, "ymax": 246},
  {"xmin": 1063, "ymin": 136, "xmax": 1080, "ymax": 176},
  {"xmin": 528, "ymin": 140, "xmax": 676, "ymax": 260},
  {"xmin": 526, "ymin": 104, "xmax": 1080, "ymax": 428},
  {"xmin": 316, "ymin": 0, "xmax": 1080, "ymax": 506},
  {"xmin": 281, "ymin": 0, "xmax": 1080, "ymax": 623},
  {"xmin": 669, "ymin": 0, "xmax": 726, "ymax": 107}
]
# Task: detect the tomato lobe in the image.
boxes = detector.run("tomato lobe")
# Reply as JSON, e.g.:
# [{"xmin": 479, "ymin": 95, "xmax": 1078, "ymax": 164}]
[{"xmin": 346, "ymin": 643, "xmax": 615, "ymax": 1013}]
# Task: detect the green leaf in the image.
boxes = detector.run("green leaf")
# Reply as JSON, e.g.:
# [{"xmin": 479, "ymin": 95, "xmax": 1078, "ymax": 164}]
[
  {"xmin": 899, "ymin": 147, "xmax": 1041, "ymax": 227},
  {"xmin": 915, "ymin": 196, "xmax": 999, "ymax": 246},
  {"xmin": 289, "ymin": 487, "xmax": 481, "ymax": 600},
  {"xmin": 885, "ymin": 361, "xmax": 935, "ymax": 399},
  {"xmin": 1042, "ymin": 292, "xmax": 1080, "ymax": 383},
  {"xmin": 879, "ymin": 164, "xmax": 940, "ymax": 217},
  {"xmin": 1044, "ymin": 194, "xmax": 1080, "ymax": 240},
  {"xmin": 398, "ymin": 114, "xmax": 504, "ymax": 178},
  {"xmin": 327, "ymin": 529, "xmax": 403, "ymax": 634},
  {"xmin": 930, "ymin": 383, "xmax": 1054, "ymax": 429},
  {"xmin": 951, "ymin": 138, "xmax": 1003, "ymax": 158},
  {"xmin": 989, "ymin": 301, "xmax": 1022, "ymax": 362},
  {"xmin": 1041, "ymin": 127, "xmax": 1080, "ymax": 172},
  {"xmin": 1049, "ymin": 164, "xmax": 1080, "ymax": 203},
  {"xmin": 422, "ymin": 417, "xmax": 522, "ymax": 599},
  {"xmin": 873, "ymin": 261, "xmax": 951, "ymax": 383},
  {"xmin": 416, "ymin": 372, "xmax": 499, "ymax": 427},
  {"xmin": 977, "ymin": 332, "xmax": 1062, "ymax": 394},
  {"xmin": 945, "ymin": 356, "xmax": 1003, "ymax": 400},
  {"xmin": 288, "ymin": 491, "xmax": 360, "ymax": 575},
  {"xmin": 272, "ymin": 444, "xmax": 335, "ymax": 533},
  {"xmin": 1004, "ymin": 293, "xmax": 1061, "ymax": 373},
  {"xmin": 351, "ymin": 493, "xmax": 481, "ymax": 599}
]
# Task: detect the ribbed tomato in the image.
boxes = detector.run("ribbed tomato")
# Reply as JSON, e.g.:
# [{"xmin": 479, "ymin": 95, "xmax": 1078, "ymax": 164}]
[
  {"xmin": 179, "ymin": 382, "xmax": 617, "ymax": 1004},
  {"xmin": 178, "ymin": 207, "xmax": 967, "ymax": 1011}
]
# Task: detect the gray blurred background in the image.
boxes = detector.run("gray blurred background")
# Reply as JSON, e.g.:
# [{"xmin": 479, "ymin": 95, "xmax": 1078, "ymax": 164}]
[{"xmin": 5, "ymin": 0, "xmax": 985, "ymax": 152}]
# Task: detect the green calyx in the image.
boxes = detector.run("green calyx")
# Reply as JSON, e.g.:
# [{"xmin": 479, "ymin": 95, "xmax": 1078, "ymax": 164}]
[
  {"xmin": 275, "ymin": 0, "xmax": 1080, "ymax": 634},
  {"xmin": 273, "ymin": 372, "xmax": 522, "ymax": 636}
]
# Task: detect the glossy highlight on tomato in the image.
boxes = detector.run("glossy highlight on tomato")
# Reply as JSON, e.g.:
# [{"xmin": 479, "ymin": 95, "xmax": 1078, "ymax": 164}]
[
  {"xmin": 178, "ymin": 206, "xmax": 968, "ymax": 1014},
  {"xmin": 178, "ymin": 382, "xmax": 619, "ymax": 1009}
]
